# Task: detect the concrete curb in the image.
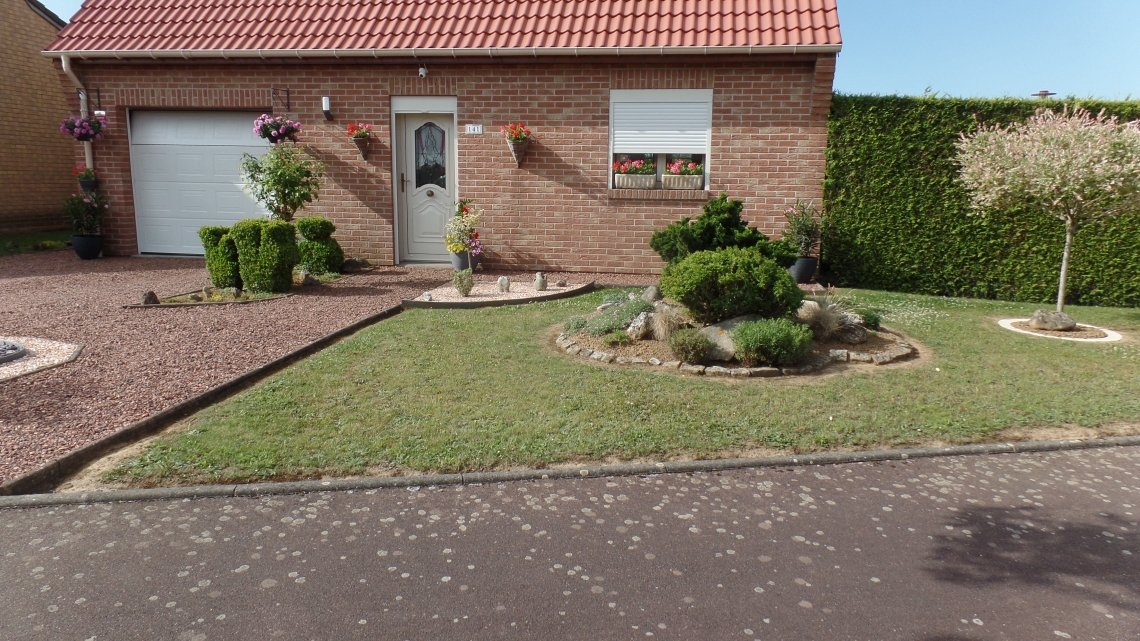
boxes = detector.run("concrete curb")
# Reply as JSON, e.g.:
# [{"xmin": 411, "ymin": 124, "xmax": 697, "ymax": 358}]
[
  {"xmin": 400, "ymin": 282, "xmax": 596, "ymax": 309},
  {"xmin": 0, "ymin": 304, "xmax": 405, "ymax": 498},
  {"xmin": 4, "ymin": 434, "xmax": 1140, "ymax": 509}
]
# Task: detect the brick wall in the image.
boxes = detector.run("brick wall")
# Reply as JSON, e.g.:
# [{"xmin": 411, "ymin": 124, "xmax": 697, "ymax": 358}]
[
  {"xmin": 68, "ymin": 55, "xmax": 834, "ymax": 272},
  {"xmin": 0, "ymin": 1, "xmax": 74, "ymax": 233}
]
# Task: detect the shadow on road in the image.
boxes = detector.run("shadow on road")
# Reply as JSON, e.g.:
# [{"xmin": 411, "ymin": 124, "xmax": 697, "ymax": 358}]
[{"xmin": 924, "ymin": 506, "xmax": 1140, "ymax": 612}]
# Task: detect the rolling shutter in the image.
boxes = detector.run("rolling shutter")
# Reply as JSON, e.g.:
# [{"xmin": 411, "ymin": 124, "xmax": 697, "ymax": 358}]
[{"xmin": 610, "ymin": 90, "xmax": 712, "ymax": 154}]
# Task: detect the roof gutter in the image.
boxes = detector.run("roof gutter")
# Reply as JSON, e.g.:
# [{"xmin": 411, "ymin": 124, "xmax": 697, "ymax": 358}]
[
  {"xmin": 43, "ymin": 44, "xmax": 841, "ymax": 60},
  {"xmin": 60, "ymin": 55, "xmax": 94, "ymax": 169}
]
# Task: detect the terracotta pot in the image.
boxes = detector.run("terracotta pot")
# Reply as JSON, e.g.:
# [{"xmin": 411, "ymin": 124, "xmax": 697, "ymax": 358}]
[
  {"xmin": 662, "ymin": 174, "xmax": 704, "ymax": 190},
  {"xmin": 613, "ymin": 174, "xmax": 656, "ymax": 189},
  {"xmin": 506, "ymin": 138, "xmax": 529, "ymax": 166},
  {"xmin": 352, "ymin": 136, "xmax": 370, "ymax": 160}
]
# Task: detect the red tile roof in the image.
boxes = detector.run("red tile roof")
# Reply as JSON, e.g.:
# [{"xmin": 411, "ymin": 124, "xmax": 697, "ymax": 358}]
[{"xmin": 46, "ymin": 0, "xmax": 841, "ymax": 57}]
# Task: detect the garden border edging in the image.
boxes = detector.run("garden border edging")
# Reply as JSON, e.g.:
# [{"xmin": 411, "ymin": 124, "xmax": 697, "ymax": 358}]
[
  {"xmin": 4, "ymin": 435, "xmax": 1140, "ymax": 509},
  {"xmin": 0, "ymin": 304, "xmax": 406, "ymax": 498}
]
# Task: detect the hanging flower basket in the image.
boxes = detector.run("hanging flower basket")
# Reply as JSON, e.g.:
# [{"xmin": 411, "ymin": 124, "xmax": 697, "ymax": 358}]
[
  {"xmin": 347, "ymin": 123, "xmax": 373, "ymax": 159},
  {"xmin": 61, "ymin": 115, "xmax": 106, "ymax": 142},
  {"xmin": 502, "ymin": 123, "xmax": 532, "ymax": 167},
  {"xmin": 253, "ymin": 114, "xmax": 302, "ymax": 144}
]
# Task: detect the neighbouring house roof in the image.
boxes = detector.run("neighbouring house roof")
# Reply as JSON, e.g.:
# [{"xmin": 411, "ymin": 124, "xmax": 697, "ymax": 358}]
[
  {"xmin": 45, "ymin": 0, "xmax": 841, "ymax": 59},
  {"xmin": 26, "ymin": 0, "xmax": 68, "ymax": 30}
]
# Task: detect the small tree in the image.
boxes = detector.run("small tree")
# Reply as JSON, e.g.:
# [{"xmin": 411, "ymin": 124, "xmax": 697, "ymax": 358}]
[
  {"xmin": 957, "ymin": 107, "xmax": 1140, "ymax": 311},
  {"xmin": 240, "ymin": 144, "xmax": 324, "ymax": 222}
]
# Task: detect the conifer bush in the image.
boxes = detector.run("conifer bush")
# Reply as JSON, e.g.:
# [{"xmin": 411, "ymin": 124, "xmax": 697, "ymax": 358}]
[
  {"xmin": 660, "ymin": 247, "xmax": 804, "ymax": 325},
  {"xmin": 650, "ymin": 194, "xmax": 797, "ymax": 266}
]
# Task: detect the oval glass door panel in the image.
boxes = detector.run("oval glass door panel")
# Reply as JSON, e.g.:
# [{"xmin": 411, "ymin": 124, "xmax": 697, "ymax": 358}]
[{"xmin": 415, "ymin": 122, "xmax": 446, "ymax": 189}]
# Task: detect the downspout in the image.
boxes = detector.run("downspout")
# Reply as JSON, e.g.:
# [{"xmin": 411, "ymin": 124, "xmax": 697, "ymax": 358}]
[{"xmin": 61, "ymin": 55, "xmax": 94, "ymax": 169}]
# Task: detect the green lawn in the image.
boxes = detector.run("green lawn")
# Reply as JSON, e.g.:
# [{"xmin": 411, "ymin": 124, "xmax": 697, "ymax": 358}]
[
  {"xmin": 0, "ymin": 230, "xmax": 70, "ymax": 256},
  {"xmin": 106, "ymin": 288, "xmax": 1140, "ymax": 486}
]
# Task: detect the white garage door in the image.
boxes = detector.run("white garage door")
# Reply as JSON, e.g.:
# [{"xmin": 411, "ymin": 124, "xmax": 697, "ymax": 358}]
[{"xmin": 129, "ymin": 111, "xmax": 270, "ymax": 254}]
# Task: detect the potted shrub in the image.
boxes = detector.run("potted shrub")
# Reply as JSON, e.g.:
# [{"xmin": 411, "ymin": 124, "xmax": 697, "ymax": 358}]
[
  {"xmin": 347, "ymin": 123, "xmax": 373, "ymax": 159},
  {"xmin": 501, "ymin": 122, "xmax": 531, "ymax": 166},
  {"xmin": 612, "ymin": 157, "xmax": 656, "ymax": 189},
  {"xmin": 252, "ymin": 114, "xmax": 302, "ymax": 145},
  {"xmin": 662, "ymin": 158, "xmax": 704, "ymax": 190},
  {"xmin": 782, "ymin": 199, "xmax": 822, "ymax": 284},
  {"xmin": 64, "ymin": 192, "xmax": 108, "ymax": 259},
  {"xmin": 60, "ymin": 115, "xmax": 106, "ymax": 142},
  {"xmin": 74, "ymin": 164, "xmax": 97, "ymax": 192},
  {"xmin": 445, "ymin": 199, "xmax": 484, "ymax": 270}
]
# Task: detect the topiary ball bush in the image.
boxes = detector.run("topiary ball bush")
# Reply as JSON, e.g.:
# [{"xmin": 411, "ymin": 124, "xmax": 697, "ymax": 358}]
[
  {"xmin": 296, "ymin": 216, "xmax": 344, "ymax": 274},
  {"xmin": 668, "ymin": 328, "xmax": 714, "ymax": 364},
  {"xmin": 733, "ymin": 318, "xmax": 815, "ymax": 367},
  {"xmin": 198, "ymin": 225, "xmax": 242, "ymax": 289},
  {"xmin": 230, "ymin": 218, "xmax": 300, "ymax": 293},
  {"xmin": 660, "ymin": 247, "xmax": 804, "ymax": 325}
]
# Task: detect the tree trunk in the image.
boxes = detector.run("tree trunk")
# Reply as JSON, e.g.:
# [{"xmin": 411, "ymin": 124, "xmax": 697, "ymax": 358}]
[{"xmin": 1056, "ymin": 217, "xmax": 1076, "ymax": 313}]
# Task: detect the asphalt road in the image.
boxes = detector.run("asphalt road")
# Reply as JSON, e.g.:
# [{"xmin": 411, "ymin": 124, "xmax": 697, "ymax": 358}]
[{"xmin": 2, "ymin": 446, "xmax": 1138, "ymax": 640}]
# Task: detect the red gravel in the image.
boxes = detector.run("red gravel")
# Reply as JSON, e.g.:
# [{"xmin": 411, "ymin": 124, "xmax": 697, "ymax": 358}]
[{"xmin": 0, "ymin": 251, "xmax": 658, "ymax": 484}]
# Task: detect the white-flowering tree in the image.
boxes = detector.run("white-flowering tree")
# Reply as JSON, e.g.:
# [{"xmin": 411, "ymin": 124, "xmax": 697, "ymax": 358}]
[{"xmin": 957, "ymin": 107, "xmax": 1140, "ymax": 311}]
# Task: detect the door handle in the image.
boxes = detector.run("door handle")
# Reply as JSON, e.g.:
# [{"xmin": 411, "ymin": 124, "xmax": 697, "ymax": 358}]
[
  {"xmin": 401, "ymin": 173, "xmax": 406, "ymax": 192},
  {"xmin": 426, "ymin": 189, "xmax": 434, "ymax": 197}
]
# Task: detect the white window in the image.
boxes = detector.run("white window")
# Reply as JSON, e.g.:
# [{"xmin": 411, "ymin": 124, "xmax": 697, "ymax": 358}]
[{"xmin": 609, "ymin": 89, "xmax": 712, "ymax": 190}]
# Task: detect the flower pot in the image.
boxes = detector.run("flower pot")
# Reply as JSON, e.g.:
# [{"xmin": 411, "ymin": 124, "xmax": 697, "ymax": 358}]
[
  {"xmin": 449, "ymin": 252, "xmax": 481, "ymax": 270},
  {"xmin": 613, "ymin": 174, "xmax": 656, "ymax": 189},
  {"xmin": 352, "ymin": 136, "xmax": 371, "ymax": 160},
  {"xmin": 662, "ymin": 174, "xmax": 703, "ymax": 190},
  {"xmin": 788, "ymin": 257, "xmax": 818, "ymax": 284},
  {"xmin": 78, "ymin": 178, "xmax": 98, "ymax": 192},
  {"xmin": 506, "ymin": 138, "xmax": 529, "ymax": 167},
  {"xmin": 71, "ymin": 234, "xmax": 103, "ymax": 260}
]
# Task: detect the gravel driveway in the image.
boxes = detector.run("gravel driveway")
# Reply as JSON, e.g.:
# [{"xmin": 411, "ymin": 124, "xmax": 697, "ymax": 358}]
[{"xmin": 0, "ymin": 251, "xmax": 655, "ymax": 485}]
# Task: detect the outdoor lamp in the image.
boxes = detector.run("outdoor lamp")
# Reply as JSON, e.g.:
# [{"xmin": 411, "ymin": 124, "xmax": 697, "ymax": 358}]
[{"xmin": 321, "ymin": 96, "xmax": 333, "ymax": 120}]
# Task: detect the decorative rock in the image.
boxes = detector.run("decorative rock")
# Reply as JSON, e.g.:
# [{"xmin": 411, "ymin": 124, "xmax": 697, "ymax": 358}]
[
  {"xmin": 642, "ymin": 285, "xmax": 662, "ymax": 302},
  {"xmin": 555, "ymin": 333, "xmax": 570, "ymax": 348},
  {"xmin": 627, "ymin": 292, "xmax": 637, "ymax": 300},
  {"xmin": 840, "ymin": 312, "xmax": 865, "ymax": 327},
  {"xmin": 849, "ymin": 352, "xmax": 873, "ymax": 363},
  {"xmin": 566, "ymin": 345, "xmax": 581, "ymax": 355},
  {"xmin": 293, "ymin": 270, "xmax": 319, "ymax": 286},
  {"xmin": 615, "ymin": 356, "xmax": 631, "ymax": 365},
  {"xmin": 706, "ymin": 365, "xmax": 733, "ymax": 377},
  {"xmin": 596, "ymin": 302, "xmax": 617, "ymax": 312},
  {"xmin": 1029, "ymin": 309, "xmax": 1077, "ymax": 331},
  {"xmin": 698, "ymin": 315, "xmax": 764, "ymax": 361},
  {"xmin": 631, "ymin": 357, "xmax": 648, "ymax": 364},
  {"xmin": 873, "ymin": 351, "xmax": 894, "ymax": 365},
  {"xmin": 834, "ymin": 324, "xmax": 868, "ymax": 345},
  {"xmin": 498, "ymin": 276, "xmax": 511, "ymax": 293},
  {"xmin": 662, "ymin": 361, "xmax": 681, "ymax": 369},
  {"xmin": 0, "ymin": 340, "xmax": 27, "ymax": 364},
  {"xmin": 555, "ymin": 280, "xmax": 568, "ymax": 287},
  {"xmin": 679, "ymin": 364, "xmax": 706, "ymax": 375},
  {"xmin": 748, "ymin": 367, "xmax": 782, "ymax": 377},
  {"xmin": 829, "ymin": 349, "xmax": 849, "ymax": 362},
  {"xmin": 203, "ymin": 286, "xmax": 216, "ymax": 298},
  {"xmin": 729, "ymin": 367, "xmax": 752, "ymax": 378},
  {"xmin": 141, "ymin": 291, "xmax": 159, "ymax": 305},
  {"xmin": 534, "ymin": 272, "xmax": 547, "ymax": 291},
  {"xmin": 648, "ymin": 357, "xmax": 662, "ymax": 366},
  {"xmin": 600, "ymin": 353, "xmax": 616, "ymax": 364},
  {"xmin": 578, "ymin": 348, "xmax": 593, "ymax": 358},
  {"xmin": 341, "ymin": 257, "xmax": 370, "ymax": 273},
  {"xmin": 189, "ymin": 293, "xmax": 203, "ymax": 302},
  {"xmin": 627, "ymin": 312, "xmax": 653, "ymax": 340},
  {"xmin": 422, "ymin": 292, "xmax": 432, "ymax": 302}
]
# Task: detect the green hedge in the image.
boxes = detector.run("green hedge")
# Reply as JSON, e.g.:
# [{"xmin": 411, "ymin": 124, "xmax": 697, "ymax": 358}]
[
  {"xmin": 230, "ymin": 219, "xmax": 300, "ymax": 293},
  {"xmin": 823, "ymin": 94, "xmax": 1140, "ymax": 307},
  {"xmin": 296, "ymin": 216, "xmax": 344, "ymax": 274},
  {"xmin": 198, "ymin": 226, "xmax": 242, "ymax": 289}
]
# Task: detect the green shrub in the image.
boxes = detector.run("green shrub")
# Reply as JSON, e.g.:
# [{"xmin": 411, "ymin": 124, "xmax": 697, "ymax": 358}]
[
  {"xmin": 564, "ymin": 316, "xmax": 587, "ymax": 334},
  {"xmin": 295, "ymin": 216, "xmax": 336, "ymax": 240},
  {"xmin": 854, "ymin": 309, "xmax": 882, "ymax": 331},
  {"xmin": 649, "ymin": 193, "xmax": 798, "ymax": 267},
  {"xmin": 452, "ymin": 268, "xmax": 474, "ymax": 296},
  {"xmin": 602, "ymin": 331, "xmax": 633, "ymax": 347},
  {"xmin": 239, "ymin": 144, "xmax": 324, "ymax": 221},
  {"xmin": 823, "ymin": 94, "xmax": 1140, "ymax": 307},
  {"xmin": 229, "ymin": 219, "xmax": 299, "ymax": 293},
  {"xmin": 585, "ymin": 299, "xmax": 656, "ymax": 336},
  {"xmin": 295, "ymin": 216, "xmax": 344, "ymax": 274},
  {"xmin": 733, "ymin": 318, "xmax": 815, "ymax": 367},
  {"xmin": 199, "ymin": 226, "xmax": 242, "ymax": 289},
  {"xmin": 668, "ymin": 328, "xmax": 714, "ymax": 364},
  {"xmin": 660, "ymin": 247, "xmax": 804, "ymax": 325},
  {"xmin": 32, "ymin": 240, "xmax": 66, "ymax": 251}
]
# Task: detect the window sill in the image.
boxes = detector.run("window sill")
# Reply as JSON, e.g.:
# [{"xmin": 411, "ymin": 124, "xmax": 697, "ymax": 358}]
[{"xmin": 608, "ymin": 189, "xmax": 710, "ymax": 201}]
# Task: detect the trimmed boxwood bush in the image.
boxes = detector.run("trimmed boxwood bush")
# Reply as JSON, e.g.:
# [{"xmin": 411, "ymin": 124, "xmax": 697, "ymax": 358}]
[
  {"xmin": 198, "ymin": 226, "xmax": 241, "ymax": 289},
  {"xmin": 660, "ymin": 247, "xmax": 804, "ymax": 325},
  {"xmin": 584, "ymin": 299, "xmax": 655, "ymax": 336},
  {"xmin": 229, "ymin": 219, "xmax": 300, "ymax": 293},
  {"xmin": 650, "ymin": 193, "xmax": 798, "ymax": 267},
  {"xmin": 733, "ymin": 318, "xmax": 815, "ymax": 367},
  {"xmin": 824, "ymin": 94, "xmax": 1140, "ymax": 307},
  {"xmin": 296, "ymin": 216, "xmax": 344, "ymax": 274},
  {"xmin": 668, "ymin": 328, "xmax": 714, "ymax": 364}
]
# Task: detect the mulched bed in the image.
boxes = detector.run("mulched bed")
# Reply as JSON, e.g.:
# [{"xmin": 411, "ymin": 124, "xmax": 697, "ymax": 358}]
[
  {"xmin": 1010, "ymin": 321, "xmax": 1108, "ymax": 339},
  {"xmin": 0, "ymin": 252, "xmax": 649, "ymax": 485}
]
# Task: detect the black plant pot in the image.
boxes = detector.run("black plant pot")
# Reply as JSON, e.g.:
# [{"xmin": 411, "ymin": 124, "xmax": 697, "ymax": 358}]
[
  {"xmin": 78, "ymin": 178, "xmax": 98, "ymax": 192},
  {"xmin": 71, "ymin": 234, "xmax": 103, "ymax": 260},
  {"xmin": 788, "ymin": 257, "xmax": 818, "ymax": 284}
]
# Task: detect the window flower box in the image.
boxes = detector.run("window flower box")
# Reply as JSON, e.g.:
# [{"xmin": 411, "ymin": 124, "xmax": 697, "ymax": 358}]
[
  {"xmin": 614, "ymin": 174, "xmax": 657, "ymax": 189},
  {"xmin": 662, "ymin": 175, "xmax": 703, "ymax": 190}
]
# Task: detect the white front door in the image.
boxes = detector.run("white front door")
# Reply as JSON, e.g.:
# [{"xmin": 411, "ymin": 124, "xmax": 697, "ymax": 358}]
[
  {"xmin": 129, "ymin": 111, "xmax": 269, "ymax": 254},
  {"xmin": 397, "ymin": 114, "xmax": 454, "ymax": 261}
]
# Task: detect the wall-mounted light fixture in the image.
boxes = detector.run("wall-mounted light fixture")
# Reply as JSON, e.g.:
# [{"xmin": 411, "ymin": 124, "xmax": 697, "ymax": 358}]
[
  {"xmin": 321, "ymin": 96, "xmax": 333, "ymax": 121},
  {"xmin": 418, "ymin": 65, "xmax": 428, "ymax": 78}
]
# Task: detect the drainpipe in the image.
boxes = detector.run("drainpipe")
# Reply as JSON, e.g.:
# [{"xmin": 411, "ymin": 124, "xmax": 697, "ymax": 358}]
[{"xmin": 61, "ymin": 55, "xmax": 94, "ymax": 169}]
